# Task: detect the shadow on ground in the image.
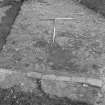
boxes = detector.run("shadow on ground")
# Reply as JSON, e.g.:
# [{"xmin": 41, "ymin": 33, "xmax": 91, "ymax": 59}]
[{"xmin": 75, "ymin": 0, "xmax": 105, "ymax": 17}]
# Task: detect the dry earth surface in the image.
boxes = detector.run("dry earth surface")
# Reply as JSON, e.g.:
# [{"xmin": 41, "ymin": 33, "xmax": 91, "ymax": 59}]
[{"xmin": 0, "ymin": 0, "xmax": 105, "ymax": 105}]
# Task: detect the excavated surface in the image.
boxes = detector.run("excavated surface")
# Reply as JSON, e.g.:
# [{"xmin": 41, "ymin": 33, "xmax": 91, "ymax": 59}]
[
  {"xmin": 0, "ymin": 0, "xmax": 105, "ymax": 105},
  {"xmin": 1, "ymin": 0, "xmax": 105, "ymax": 77}
]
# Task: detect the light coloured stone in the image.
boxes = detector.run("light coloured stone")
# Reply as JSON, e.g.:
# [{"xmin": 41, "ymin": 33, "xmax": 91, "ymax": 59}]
[
  {"xmin": 86, "ymin": 78, "xmax": 102, "ymax": 87},
  {"xmin": 71, "ymin": 76, "xmax": 86, "ymax": 83},
  {"xmin": 0, "ymin": 68, "xmax": 13, "ymax": 74},
  {"xmin": 27, "ymin": 72, "xmax": 42, "ymax": 79},
  {"xmin": 42, "ymin": 74, "xmax": 57, "ymax": 80},
  {"xmin": 55, "ymin": 76, "xmax": 72, "ymax": 81}
]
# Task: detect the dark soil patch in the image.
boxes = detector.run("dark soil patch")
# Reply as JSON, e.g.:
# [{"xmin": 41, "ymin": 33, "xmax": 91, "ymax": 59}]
[
  {"xmin": 0, "ymin": 84, "xmax": 92, "ymax": 105},
  {"xmin": 75, "ymin": 0, "xmax": 105, "ymax": 17}
]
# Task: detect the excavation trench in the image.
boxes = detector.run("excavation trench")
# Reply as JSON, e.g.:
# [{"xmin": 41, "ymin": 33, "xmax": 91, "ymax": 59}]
[{"xmin": 0, "ymin": 0, "xmax": 105, "ymax": 105}]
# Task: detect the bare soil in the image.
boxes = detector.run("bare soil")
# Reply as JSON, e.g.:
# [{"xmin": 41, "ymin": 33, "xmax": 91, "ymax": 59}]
[{"xmin": 0, "ymin": 0, "xmax": 105, "ymax": 105}]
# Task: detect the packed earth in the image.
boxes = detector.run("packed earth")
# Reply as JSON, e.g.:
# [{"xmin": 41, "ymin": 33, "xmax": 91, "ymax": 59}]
[{"xmin": 0, "ymin": 0, "xmax": 105, "ymax": 105}]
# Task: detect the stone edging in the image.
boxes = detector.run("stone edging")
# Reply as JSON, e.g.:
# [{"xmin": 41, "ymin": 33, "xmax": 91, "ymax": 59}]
[
  {"xmin": 0, "ymin": 68, "xmax": 103, "ymax": 88},
  {"xmin": 27, "ymin": 72, "xmax": 103, "ymax": 88}
]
